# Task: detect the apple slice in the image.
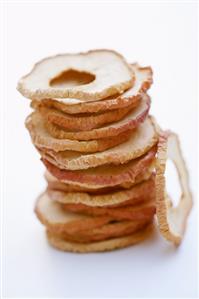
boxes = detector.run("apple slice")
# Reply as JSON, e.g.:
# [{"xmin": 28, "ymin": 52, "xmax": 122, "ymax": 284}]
[
  {"xmin": 17, "ymin": 50, "xmax": 134, "ymax": 101},
  {"xmin": 43, "ymin": 147, "xmax": 156, "ymax": 190},
  {"xmin": 155, "ymin": 131, "xmax": 193, "ymax": 245},
  {"xmin": 46, "ymin": 223, "xmax": 153, "ymax": 253},
  {"xmin": 31, "ymin": 63, "xmax": 152, "ymax": 114},
  {"xmin": 43, "ymin": 93, "xmax": 150, "ymax": 140},
  {"xmin": 47, "ymin": 175, "xmax": 155, "ymax": 207}
]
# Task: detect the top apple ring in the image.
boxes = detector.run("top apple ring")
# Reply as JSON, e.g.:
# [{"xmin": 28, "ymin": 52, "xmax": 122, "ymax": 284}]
[{"xmin": 17, "ymin": 49, "xmax": 134, "ymax": 101}]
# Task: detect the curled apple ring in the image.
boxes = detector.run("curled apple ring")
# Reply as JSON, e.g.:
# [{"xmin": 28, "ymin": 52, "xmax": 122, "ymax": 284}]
[{"xmin": 155, "ymin": 131, "xmax": 193, "ymax": 245}]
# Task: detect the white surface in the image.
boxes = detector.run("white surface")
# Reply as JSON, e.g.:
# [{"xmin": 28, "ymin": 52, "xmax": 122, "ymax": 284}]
[{"xmin": 2, "ymin": 1, "xmax": 198, "ymax": 298}]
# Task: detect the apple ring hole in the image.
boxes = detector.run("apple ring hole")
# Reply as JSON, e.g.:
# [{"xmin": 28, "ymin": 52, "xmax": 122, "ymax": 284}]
[
  {"xmin": 165, "ymin": 159, "xmax": 181, "ymax": 208},
  {"xmin": 50, "ymin": 69, "xmax": 96, "ymax": 88}
]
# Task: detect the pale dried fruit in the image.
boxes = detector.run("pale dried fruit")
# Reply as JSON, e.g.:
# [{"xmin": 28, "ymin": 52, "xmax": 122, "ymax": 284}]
[
  {"xmin": 61, "ymin": 199, "xmax": 156, "ymax": 222},
  {"xmin": 39, "ymin": 101, "xmax": 137, "ymax": 132},
  {"xmin": 35, "ymin": 192, "xmax": 113, "ymax": 234},
  {"xmin": 51, "ymin": 220, "xmax": 152, "ymax": 243},
  {"xmin": 44, "ymin": 94, "xmax": 150, "ymax": 140},
  {"xmin": 47, "ymin": 175, "xmax": 155, "ymax": 207},
  {"xmin": 31, "ymin": 63, "xmax": 152, "ymax": 114},
  {"xmin": 39, "ymin": 117, "xmax": 158, "ymax": 170},
  {"xmin": 42, "ymin": 147, "xmax": 156, "ymax": 187},
  {"xmin": 26, "ymin": 112, "xmax": 132, "ymax": 153},
  {"xmin": 46, "ymin": 223, "xmax": 153, "ymax": 253},
  {"xmin": 17, "ymin": 50, "xmax": 134, "ymax": 101},
  {"xmin": 45, "ymin": 167, "xmax": 153, "ymax": 192},
  {"xmin": 155, "ymin": 131, "xmax": 193, "ymax": 245},
  {"xmin": 35, "ymin": 192, "xmax": 153, "ymax": 244}
]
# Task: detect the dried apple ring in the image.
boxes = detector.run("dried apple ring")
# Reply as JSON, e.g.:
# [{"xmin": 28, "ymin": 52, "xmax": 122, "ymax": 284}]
[
  {"xmin": 17, "ymin": 50, "xmax": 134, "ymax": 101},
  {"xmin": 155, "ymin": 131, "xmax": 193, "ymax": 245}
]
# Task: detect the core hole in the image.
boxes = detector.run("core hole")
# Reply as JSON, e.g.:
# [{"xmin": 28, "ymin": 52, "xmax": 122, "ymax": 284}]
[
  {"xmin": 50, "ymin": 69, "xmax": 95, "ymax": 88},
  {"xmin": 165, "ymin": 159, "xmax": 181, "ymax": 208}
]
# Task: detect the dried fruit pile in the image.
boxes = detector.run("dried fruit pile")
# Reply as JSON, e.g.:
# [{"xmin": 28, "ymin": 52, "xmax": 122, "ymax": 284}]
[{"xmin": 17, "ymin": 50, "xmax": 192, "ymax": 252}]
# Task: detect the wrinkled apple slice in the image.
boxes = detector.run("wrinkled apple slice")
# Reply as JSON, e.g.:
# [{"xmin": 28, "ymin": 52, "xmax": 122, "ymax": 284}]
[
  {"xmin": 17, "ymin": 50, "xmax": 134, "ymax": 101},
  {"xmin": 46, "ymin": 223, "xmax": 153, "ymax": 253},
  {"xmin": 45, "ymin": 167, "xmax": 153, "ymax": 192},
  {"xmin": 43, "ymin": 94, "xmax": 150, "ymax": 141},
  {"xmin": 38, "ymin": 100, "xmax": 137, "ymax": 132},
  {"xmin": 26, "ymin": 111, "xmax": 132, "ymax": 153},
  {"xmin": 36, "ymin": 192, "xmax": 153, "ymax": 242},
  {"xmin": 61, "ymin": 199, "xmax": 156, "ymax": 222},
  {"xmin": 42, "ymin": 147, "xmax": 156, "ymax": 187},
  {"xmin": 39, "ymin": 117, "xmax": 158, "ymax": 170},
  {"xmin": 35, "ymin": 192, "xmax": 113, "ymax": 234},
  {"xmin": 155, "ymin": 131, "xmax": 193, "ymax": 245},
  {"xmin": 53, "ymin": 219, "xmax": 152, "ymax": 243},
  {"xmin": 31, "ymin": 63, "xmax": 152, "ymax": 114},
  {"xmin": 47, "ymin": 175, "xmax": 155, "ymax": 207}
]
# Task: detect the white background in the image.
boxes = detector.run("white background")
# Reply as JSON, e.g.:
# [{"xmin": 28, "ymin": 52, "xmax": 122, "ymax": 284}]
[{"xmin": 2, "ymin": 1, "xmax": 198, "ymax": 298}]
